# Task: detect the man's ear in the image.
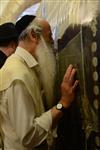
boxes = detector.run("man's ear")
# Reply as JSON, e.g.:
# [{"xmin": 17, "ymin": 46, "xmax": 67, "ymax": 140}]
[{"xmin": 28, "ymin": 29, "xmax": 37, "ymax": 42}]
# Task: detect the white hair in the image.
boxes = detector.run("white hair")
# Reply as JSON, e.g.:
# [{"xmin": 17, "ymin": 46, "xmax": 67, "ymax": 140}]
[{"xmin": 19, "ymin": 20, "xmax": 42, "ymax": 41}]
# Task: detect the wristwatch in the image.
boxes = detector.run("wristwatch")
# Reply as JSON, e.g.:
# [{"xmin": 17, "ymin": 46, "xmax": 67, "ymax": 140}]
[{"xmin": 56, "ymin": 103, "xmax": 67, "ymax": 113}]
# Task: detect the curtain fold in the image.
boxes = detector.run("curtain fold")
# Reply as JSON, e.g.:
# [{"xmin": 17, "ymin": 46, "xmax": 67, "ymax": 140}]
[{"xmin": 0, "ymin": 0, "xmax": 41, "ymax": 24}]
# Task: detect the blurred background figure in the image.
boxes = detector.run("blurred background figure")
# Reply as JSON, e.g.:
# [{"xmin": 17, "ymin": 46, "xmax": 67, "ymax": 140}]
[{"xmin": 0, "ymin": 23, "xmax": 18, "ymax": 68}]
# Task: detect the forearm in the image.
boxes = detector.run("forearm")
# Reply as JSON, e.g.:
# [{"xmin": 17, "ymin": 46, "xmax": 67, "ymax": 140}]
[
  {"xmin": 51, "ymin": 107, "xmax": 63, "ymax": 128},
  {"xmin": 7, "ymin": 81, "xmax": 52, "ymax": 148},
  {"xmin": 22, "ymin": 119, "xmax": 49, "ymax": 148},
  {"xmin": 51, "ymin": 98, "xmax": 70, "ymax": 128},
  {"xmin": 22, "ymin": 108, "xmax": 62, "ymax": 147}
]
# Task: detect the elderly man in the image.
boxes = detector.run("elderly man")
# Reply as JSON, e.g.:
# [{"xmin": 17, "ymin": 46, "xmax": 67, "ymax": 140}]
[{"xmin": 0, "ymin": 18, "xmax": 78, "ymax": 150}]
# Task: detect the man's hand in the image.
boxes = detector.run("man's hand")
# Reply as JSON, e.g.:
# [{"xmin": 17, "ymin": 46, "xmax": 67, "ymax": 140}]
[
  {"xmin": 60, "ymin": 64, "xmax": 79, "ymax": 108},
  {"xmin": 51, "ymin": 64, "xmax": 79, "ymax": 128}
]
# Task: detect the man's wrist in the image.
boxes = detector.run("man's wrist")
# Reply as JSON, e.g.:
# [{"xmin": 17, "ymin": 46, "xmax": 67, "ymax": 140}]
[
  {"xmin": 59, "ymin": 98, "xmax": 70, "ymax": 109},
  {"xmin": 51, "ymin": 106, "xmax": 63, "ymax": 128},
  {"xmin": 56, "ymin": 102, "xmax": 68, "ymax": 113}
]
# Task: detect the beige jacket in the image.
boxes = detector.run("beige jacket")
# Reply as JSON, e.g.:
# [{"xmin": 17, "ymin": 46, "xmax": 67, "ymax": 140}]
[{"xmin": 0, "ymin": 47, "xmax": 52, "ymax": 150}]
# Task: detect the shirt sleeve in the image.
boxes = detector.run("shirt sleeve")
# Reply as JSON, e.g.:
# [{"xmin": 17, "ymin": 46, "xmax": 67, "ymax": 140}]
[{"xmin": 6, "ymin": 80, "xmax": 52, "ymax": 148}]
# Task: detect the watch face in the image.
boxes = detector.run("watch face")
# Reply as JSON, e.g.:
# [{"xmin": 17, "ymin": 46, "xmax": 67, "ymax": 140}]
[{"xmin": 57, "ymin": 103, "xmax": 63, "ymax": 109}]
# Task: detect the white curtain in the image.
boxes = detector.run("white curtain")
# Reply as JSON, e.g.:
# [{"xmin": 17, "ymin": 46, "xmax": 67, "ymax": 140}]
[
  {"xmin": 36, "ymin": 0, "xmax": 99, "ymax": 38},
  {"xmin": 0, "ymin": 0, "xmax": 41, "ymax": 24}
]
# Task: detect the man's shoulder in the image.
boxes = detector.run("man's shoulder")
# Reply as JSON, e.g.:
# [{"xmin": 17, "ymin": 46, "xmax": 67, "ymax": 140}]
[
  {"xmin": 0, "ymin": 54, "xmax": 31, "ymax": 91},
  {"xmin": 1, "ymin": 54, "xmax": 27, "ymax": 74}
]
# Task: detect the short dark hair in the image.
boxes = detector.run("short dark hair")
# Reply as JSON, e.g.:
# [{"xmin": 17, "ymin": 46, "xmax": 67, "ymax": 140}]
[
  {"xmin": 0, "ymin": 22, "xmax": 18, "ymax": 47},
  {"xmin": 0, "ymin": 38, "xmax": 18, "ymax": 47}
]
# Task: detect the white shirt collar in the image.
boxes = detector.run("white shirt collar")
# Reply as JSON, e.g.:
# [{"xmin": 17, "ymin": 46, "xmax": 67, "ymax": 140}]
[{"xmin": 15, "ymin": 46, "xmax": 38, "ymax": 68}]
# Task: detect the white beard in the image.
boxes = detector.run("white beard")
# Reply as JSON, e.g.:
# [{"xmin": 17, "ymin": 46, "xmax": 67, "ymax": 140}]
[{"xmin": 36, "ymin": 36, "xmax": 56, "ymax": 109}]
